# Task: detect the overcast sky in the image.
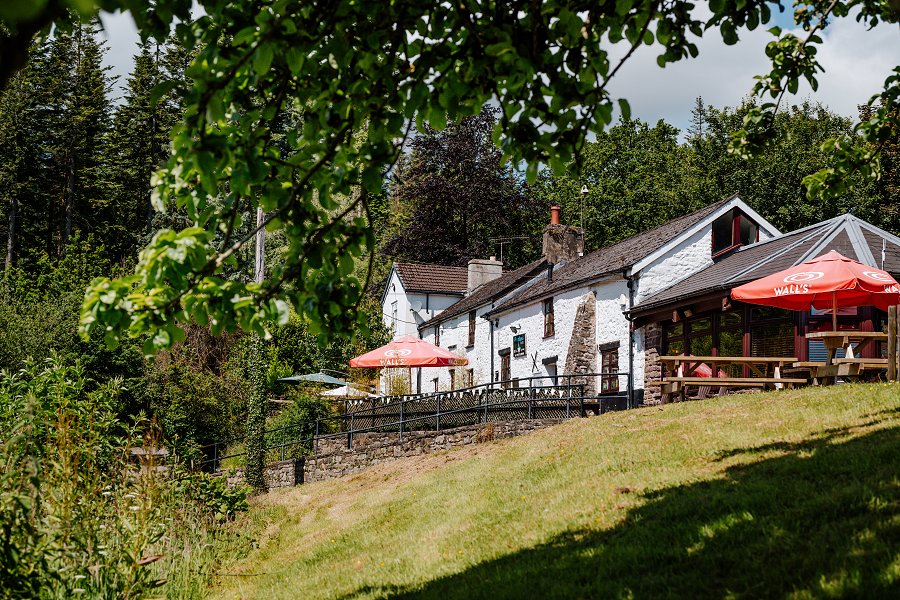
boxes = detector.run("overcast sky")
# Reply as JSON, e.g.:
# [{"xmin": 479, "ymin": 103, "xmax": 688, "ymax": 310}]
[{"xmin": 97, "ymin": 7, "xmax": 899, "ymax": 133}]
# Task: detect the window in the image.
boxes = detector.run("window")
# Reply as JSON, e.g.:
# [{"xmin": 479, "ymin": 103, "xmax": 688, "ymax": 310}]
[
  {"xmin": 465, "ymin": 369, "xmax": 474, "ymax": 388},
  {"xmin": 543, "ymin": 298, "xmax": 555, "ymax": 337},
  {"xmin": 468, "ymin": 311, "xmax": 476, "ymax": 347},
  {"xmin": 499, "ymin": 349, "xmax": 511, "ymax": 388},
  {"xmin": 663, "ymin": 307, "xmax": 748, "ymax": 376},
  {"xmin": 432, "ymin": 377, "xmax": 439, "ymax": 392},
  {"xmin": 448, "ymin": 368, "xmax": 456, "ymax": 389},
  {"xmin": 434, "ymin": 325, "xmax": 440, "ymax": 347},
  {"xmin": 391, "ymin": 301, "xmax": 398, "ymax": 331},
  {"xmin": 712, "ymin": 209, "xmax": 759, "ymax": 257},
  {"xmin": 599, "ymin": 341, "xmax": 619, "ymax": 393}
]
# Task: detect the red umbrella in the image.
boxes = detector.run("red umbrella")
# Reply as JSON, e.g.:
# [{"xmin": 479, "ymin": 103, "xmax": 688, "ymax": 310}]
[
  {"xmin": 731, "ymin": 250, "xmax": 900, "ymax": 329},
  {"xmin": 349, "ymin": 336, "xmax": 469, "ymax": 368}
]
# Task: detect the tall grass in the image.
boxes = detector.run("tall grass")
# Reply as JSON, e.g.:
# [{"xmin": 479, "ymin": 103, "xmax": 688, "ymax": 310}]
[{"xmin": 0, "ymin": 358, "xmax": 252, "ymax": 599}]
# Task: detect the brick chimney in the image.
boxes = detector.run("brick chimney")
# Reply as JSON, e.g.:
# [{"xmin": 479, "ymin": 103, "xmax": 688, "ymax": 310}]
[
  {"xmin": 542, "ymin": 206, "xmax": 584, "ymax": 264},
  {"xmin": 467, "ymin": 256, "xmax": 503, "ymax": 294}
]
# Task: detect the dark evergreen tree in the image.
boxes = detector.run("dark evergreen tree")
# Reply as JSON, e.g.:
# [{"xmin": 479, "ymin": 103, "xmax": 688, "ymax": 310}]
[
  {"xmin": 0, "ymin": 49, "xmax": 39, "ymax": 271},
  {"xmin": 687, "ymin": 96, "xmax": 706, "ymax": 144},
  {"xmin": 381, "ymin": 106, "xmax": 544, "ymax": 268}
]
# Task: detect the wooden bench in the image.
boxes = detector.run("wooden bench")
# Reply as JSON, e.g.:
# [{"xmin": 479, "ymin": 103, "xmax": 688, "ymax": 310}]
[
  {"xmin": 659, "ymin": 376, "xmax": 808, "ymax": 401},
  {"xmin": 656, "ymin": 356, "xmax": 803, "ymax": 401}
]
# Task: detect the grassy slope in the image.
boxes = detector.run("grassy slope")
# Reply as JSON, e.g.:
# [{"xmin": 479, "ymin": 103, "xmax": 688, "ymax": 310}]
[{"xmin": 212, "ymin": 385, "xmax": 900, "ymax": 599}]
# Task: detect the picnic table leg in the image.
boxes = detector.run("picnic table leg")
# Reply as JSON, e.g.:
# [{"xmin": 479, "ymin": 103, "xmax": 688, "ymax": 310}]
[{"xmin": 774, "ymin": 365, "xmax": 783, "ymax": 390}]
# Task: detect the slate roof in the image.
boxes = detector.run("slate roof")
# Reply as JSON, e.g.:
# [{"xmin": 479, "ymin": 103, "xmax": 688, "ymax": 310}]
[
  {"xmin": 394, "ymin": 262, "xmax": 468, "ymax": 295},
  {"xmin": 632, "ymin": 214, "xmax": 900, "ymax": 315},
  {"xmin": 419, "ymin": 258, "xmax": 548, "ymax": 329},
  {"xmin": 484, "ymin": 195, "xmax": 740, "ymax": 316}
]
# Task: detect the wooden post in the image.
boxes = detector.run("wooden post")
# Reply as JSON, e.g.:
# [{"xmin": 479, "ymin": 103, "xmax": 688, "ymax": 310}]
[
  {"xmin": 888, "ymin": 305, "xmax": 897, "ymax": 382},
  {"xmin": 832, "ymin": 292, "xmax": 838, "ymax": 332}
]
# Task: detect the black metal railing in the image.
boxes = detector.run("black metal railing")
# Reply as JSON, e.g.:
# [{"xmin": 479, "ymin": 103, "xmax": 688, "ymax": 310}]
[{"xmin": 199, "ymin": 371, "xmax": 631, "ymax": 470}]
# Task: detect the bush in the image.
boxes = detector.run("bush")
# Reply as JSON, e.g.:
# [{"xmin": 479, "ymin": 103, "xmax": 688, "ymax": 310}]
[{"xmin": 0, "ymin": 359, "xmax": 250, "ymax": 599}]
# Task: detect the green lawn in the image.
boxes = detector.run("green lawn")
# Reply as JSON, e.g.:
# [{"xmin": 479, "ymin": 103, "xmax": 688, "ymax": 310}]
[{"xmin": 211, "ymin": 384, "xmax": 900, "ymax": 599}]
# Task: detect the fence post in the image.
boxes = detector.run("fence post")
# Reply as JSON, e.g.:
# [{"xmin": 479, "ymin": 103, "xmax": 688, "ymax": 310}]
[
  {"xmin": 566, "ymin": 376, "xmax": 571, "ymax": 419},
  {"xmin": 314, "ymin": 419, "xmax": 319, "ymax": 455},
  {"xmin": 528, "ymin": 385, "xmax": 534, "ymax": 419},
  {"xmin": 436, "ymin": 395, "xmax": 441, "ymax": 431},
  {"xmin": 889, "ymin": 305, "xmax": 898, "ymax": 382},
  {"xmin": 280, "ymin": 427, "xmax": 285, "ymax": 462},
  {"xmin": 213, "ymin": 442, "xmax": 218, "ymax": 471},
  {"xmin": 348, "ymin": 413, "xmax": 354, "ymax": 449},
  {"xmin": 399, "ymin": 399, "xmax": 404, "ymax": 441}
]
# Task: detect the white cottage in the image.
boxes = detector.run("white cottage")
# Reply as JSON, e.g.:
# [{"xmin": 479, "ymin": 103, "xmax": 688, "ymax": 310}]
[
  {"xmin": 381, "ymin": 262, "xmax": 468, "ymax": 340},
  {"xmin": 482, "ymin": 195, "xmax": 779, "ymax": 404}
]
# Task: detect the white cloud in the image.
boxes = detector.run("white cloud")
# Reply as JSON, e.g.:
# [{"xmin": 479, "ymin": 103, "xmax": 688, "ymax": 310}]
[
  {"xmin": 606, "ymin": 9, "xmax": 899, "ymax": 131},
  {"xmin": 97, "ymin": 10, "xmax": 139, "ymax": 101}
]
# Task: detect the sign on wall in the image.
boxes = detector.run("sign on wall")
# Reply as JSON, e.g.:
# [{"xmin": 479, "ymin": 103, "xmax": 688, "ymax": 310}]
[{"xmin": 513, "ymin": 334, "xmax": 526, "ymax": 357}]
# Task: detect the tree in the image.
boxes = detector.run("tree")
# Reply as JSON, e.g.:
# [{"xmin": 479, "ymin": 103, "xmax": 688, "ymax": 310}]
[
  {"xmin": 105, "ymin": 38, "xmax": 186, "ymax": 262},
  {"xmin": 382, "ymin": 106, "xmax": 543, "ymax": 268},
  {"xmin": 532, "ymin": 117, "xmax": 697, "ymax": 252},
  {"xmin": 687, "ymin": 96, "xmax": 706, "ymax": 145},
  {"xmin": 687, "ymin": 101, "xmax": 885, "ymax": 233},
  {"xmin": 0, "ymin": 1, "xmax": 894, "ymax": 355}
]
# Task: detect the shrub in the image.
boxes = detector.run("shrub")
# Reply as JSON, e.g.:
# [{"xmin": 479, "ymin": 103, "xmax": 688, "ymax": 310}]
[{"xmin": 0, "ymin": 359, "xmax": 249, "ymax": 599}]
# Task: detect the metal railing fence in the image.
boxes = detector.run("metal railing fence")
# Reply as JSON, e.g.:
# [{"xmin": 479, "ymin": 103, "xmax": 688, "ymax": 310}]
[{"xmin": 199, "ymin": 371, "xmax": 631, "ymax": 470}]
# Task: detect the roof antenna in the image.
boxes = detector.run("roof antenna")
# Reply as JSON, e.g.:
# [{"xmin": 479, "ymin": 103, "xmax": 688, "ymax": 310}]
[{"xmin": 580, "ymin": 184, "xmax": 589, "ymax": 241}]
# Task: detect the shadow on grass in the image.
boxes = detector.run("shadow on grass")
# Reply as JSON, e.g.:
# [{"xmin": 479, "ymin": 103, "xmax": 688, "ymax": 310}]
[{"xmin": 349, "ymin": 422, "xmax": 900, "ymax": 599}]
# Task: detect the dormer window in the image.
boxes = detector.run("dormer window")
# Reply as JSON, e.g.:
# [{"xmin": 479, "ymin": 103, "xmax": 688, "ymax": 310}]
[{"xmin": 712, "ymin": 209, "xmax": 759, "ymax": 257}]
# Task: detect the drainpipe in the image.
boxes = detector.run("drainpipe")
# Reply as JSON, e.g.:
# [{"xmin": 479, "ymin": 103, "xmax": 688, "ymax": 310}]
[
  {"xmin": 624, "ymin": 270, "xmax": 636, "ymax": 409},
  {"xmin": 489, "ymin": 317, "xmax": 495, "ymax": 389}
]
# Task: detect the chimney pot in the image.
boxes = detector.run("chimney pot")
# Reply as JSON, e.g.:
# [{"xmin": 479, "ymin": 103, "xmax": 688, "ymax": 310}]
[
  {"xmin": 467, "ymin": 257, "xmax": 503, "ymax": 294},
  {"xmin": 550, "ymin": 205, "xmax": 561, "ymax": 225}
]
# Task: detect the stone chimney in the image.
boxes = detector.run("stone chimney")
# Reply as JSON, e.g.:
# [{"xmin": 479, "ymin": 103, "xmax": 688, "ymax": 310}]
[
  {"xmin": 467, "ymin": 256, "xmax": 503, "ymax": 294},
  {"xmin": 542, "ymin": 206, "xmax": 584, "ymax": 264}
]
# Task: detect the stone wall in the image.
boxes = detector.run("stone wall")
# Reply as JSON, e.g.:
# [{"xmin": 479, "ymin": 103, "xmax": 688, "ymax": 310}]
[
  {"xmin": 304, "ymin": 419, "xmax": 563, "ymax": 483},
  {"xmin": 216, "ymin": 457, "xmax": 304, "ymax": 489},
  {"xmin": 642, "ymin": 321, "xmax": 663, "ymax": 405},
  {"xmin": 217, "ymin": 419, "xmax": 564, "ymax": 489},
  {"xmin": 564, "ymin": 291, "xmax": 597, "ymax": 394}
]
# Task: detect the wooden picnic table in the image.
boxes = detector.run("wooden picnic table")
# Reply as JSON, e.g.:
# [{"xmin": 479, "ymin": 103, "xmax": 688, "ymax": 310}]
[
  {"xmin": 656, "ymin": 356, "xmax": 803, "ymax": 402},
  {"xmin": 797, "ymin": 331, "xmax": 888, "ymax": 384},
  {"xmin": 805, "ymin": 331, "xmax": 887, "ymax": 364}
]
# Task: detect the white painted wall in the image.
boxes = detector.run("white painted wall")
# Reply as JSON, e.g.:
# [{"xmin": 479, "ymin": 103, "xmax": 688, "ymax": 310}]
[
  {"xmin": 420, "ymin": 304, "xmax": 494, "ymax": 392},
  {"xmin": 593, "ymin": 280, "xmax": 633, "ymax": 392},
  {"xmin": 381, "ymin": 267, "xmax": 462, "ymax": 341},
  {"xmin": 635, "ymin": 220, "xmax": 777, "ymax": 303},
  {"xmin": 494, "ymin": 286, "xmax": 585, "ymax": 384}
]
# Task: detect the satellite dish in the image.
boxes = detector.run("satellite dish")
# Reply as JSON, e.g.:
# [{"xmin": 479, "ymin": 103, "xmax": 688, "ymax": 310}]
[
  {"xmin": 581, "ymin": 185, "xmax": 589, "ymax": 195},
  {"xmin": 410, "ymin": 300, "xmax": 423, "ymax": 312}
]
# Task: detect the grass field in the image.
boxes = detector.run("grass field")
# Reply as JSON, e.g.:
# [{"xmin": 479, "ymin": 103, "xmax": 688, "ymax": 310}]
[{"xmin": 211, "ymin": 384, "xmax": 900, "ymax": 599}]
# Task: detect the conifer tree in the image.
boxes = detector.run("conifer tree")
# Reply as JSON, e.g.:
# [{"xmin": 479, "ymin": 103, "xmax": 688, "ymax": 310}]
[
  {"xmin": 106, "ymin": 36, "xmax": 190, "ymax": 261},
  {"xmin": 0, "ymin": 55, "xmax": 38, "ymax": 270}
]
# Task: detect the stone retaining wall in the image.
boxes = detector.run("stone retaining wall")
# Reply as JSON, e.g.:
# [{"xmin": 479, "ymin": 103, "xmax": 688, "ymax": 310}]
[
  {"xmin": 304, "ymin": 419, "xmax": 562, "ymax": 483},
  {"xmin": 216, "ymin": 419, "xmax": 564, "ymax": 489}
]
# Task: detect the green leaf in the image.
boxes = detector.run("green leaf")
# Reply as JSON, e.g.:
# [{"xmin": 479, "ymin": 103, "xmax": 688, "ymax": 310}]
[
  {"xmin": 149, "ymin": 80, "xmax": 177, "ymax": 107},
  {"xmin": 618, "ymin": 98, "xmax": 631, "ymax": 122},
  {"xmin": 254, "ymin": 44, "xmax": 275, "ymax": 76}
]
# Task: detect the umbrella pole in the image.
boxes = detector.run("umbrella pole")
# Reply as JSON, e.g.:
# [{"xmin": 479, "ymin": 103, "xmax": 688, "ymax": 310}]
[{"xmin": 832, "ymin": 291, "xmax": 837, "ymax": 331}]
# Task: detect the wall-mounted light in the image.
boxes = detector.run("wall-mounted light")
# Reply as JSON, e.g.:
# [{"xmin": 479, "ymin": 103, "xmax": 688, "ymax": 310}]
[{"xmin": 510, "ymin": 324, "xmax": 521, "ymax": 334}]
